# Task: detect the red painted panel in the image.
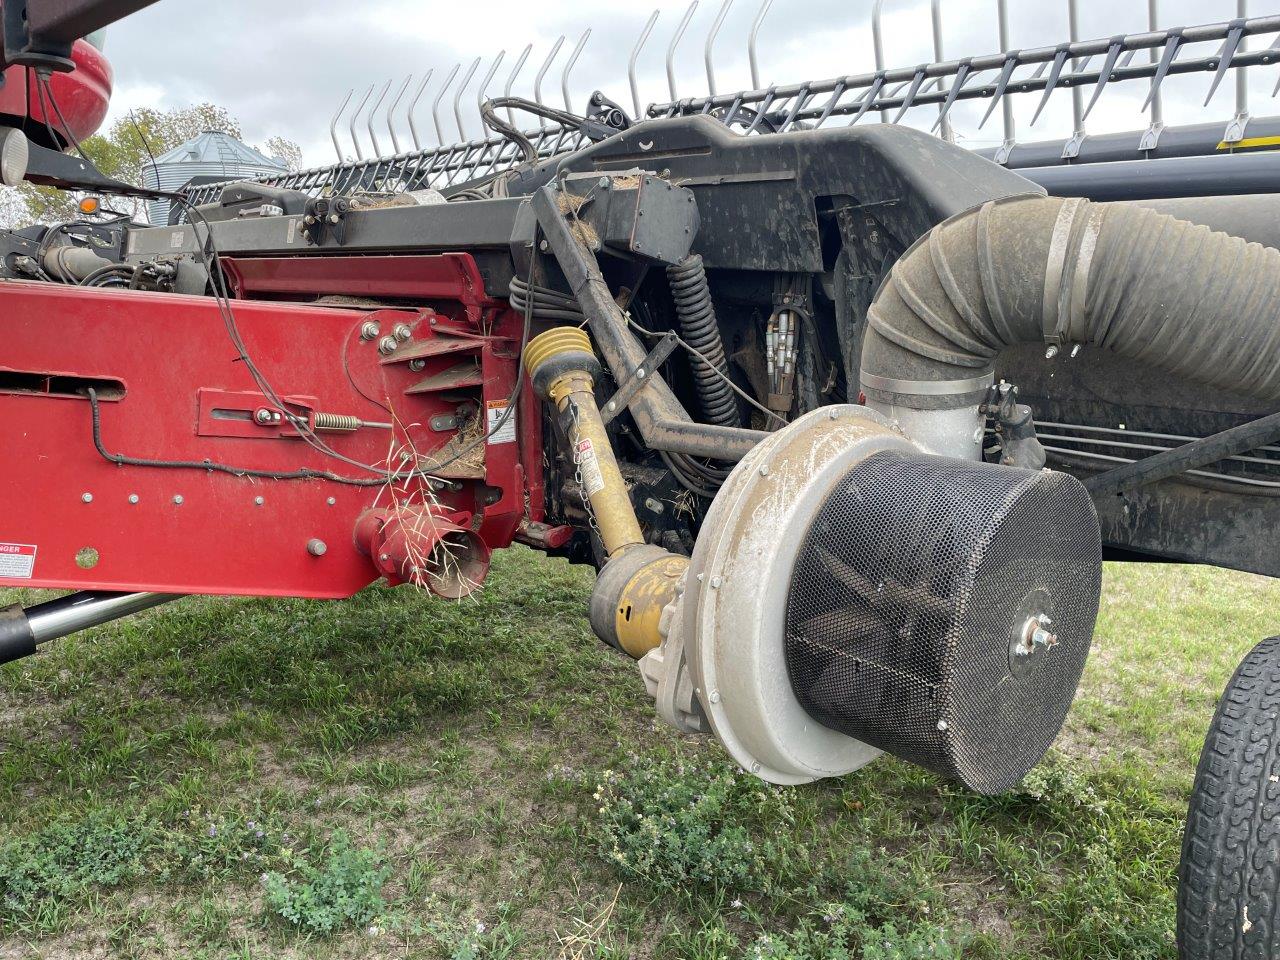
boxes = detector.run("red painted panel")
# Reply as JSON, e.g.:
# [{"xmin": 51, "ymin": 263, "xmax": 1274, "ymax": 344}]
[{"xmin": 0, "ymin": 273, "xmax": 531, "ymax": 599}]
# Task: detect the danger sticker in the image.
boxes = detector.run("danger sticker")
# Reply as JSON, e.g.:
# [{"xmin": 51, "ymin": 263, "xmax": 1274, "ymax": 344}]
[
  {"xmin": 575, "ymin": 439, "xmax": 606, "ymax": 497},
  {"xmin": 0, "ymin": 543, "xmax": 36, "ymax": 580},
  {"xmin": 486, "ymin": 400, "xmax": 517, "ymax": 444}
]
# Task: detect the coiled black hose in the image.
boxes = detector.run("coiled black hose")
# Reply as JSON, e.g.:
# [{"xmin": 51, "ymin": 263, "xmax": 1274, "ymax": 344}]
[{"xmin": 666, "ymin": 254, "xmax": 739, "ymax": 427}]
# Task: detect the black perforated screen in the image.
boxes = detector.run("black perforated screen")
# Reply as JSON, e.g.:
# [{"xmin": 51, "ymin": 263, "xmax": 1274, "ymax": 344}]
[{"xmin": 784, "ymin": 450, "xmax": 1102, "ymax": 794}]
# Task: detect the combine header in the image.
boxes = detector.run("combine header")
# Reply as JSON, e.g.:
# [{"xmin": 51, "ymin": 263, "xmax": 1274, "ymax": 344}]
[{"xmin": 0, "ymin": 1, "xmax": 1277, "ymax": 955}]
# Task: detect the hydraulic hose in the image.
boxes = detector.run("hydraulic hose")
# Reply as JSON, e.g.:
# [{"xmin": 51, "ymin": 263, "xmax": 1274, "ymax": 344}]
[
  {"xmin": 858, "ymin": 196, "xmax": 1280, "ymax": 458},
  {"xmin": 667, "ymin": 254, "xmax": 740, "ymax": 427}
]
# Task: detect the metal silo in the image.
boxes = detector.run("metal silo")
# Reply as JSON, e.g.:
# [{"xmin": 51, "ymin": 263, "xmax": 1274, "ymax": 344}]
[{"xmin": 140, "ymin": 131, "xmax": 286, "ymax": 224}]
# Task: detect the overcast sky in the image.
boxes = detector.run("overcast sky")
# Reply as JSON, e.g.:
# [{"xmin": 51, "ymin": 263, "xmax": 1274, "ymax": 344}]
[{"xmin": 98, "ymin": 0, "xmax": 1272, "ymax": 168}]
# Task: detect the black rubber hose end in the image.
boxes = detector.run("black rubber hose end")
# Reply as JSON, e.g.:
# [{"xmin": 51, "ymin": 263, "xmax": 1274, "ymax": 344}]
[{"xmin": 0, "ymin": 604, "xmax": 36, "ymax": 666}]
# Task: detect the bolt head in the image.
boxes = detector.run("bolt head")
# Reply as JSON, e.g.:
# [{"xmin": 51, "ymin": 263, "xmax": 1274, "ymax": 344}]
[
  {"xmin": 326, "ymin": 497, "xmax": 337, "ymax": 506},
  {"xmin": 409, "ymin": 359, "xmax": 426, "ymax": 372},
  {"xmin": 307, "ymin": 538, "xmax": 328, "ymax": 557},
  {"xmin": 709, "ymin": 575, "xmax": 723, "ymax": 589},
  {"xmin": 127, "ymin": 494, "xmax": 140, "ymax": 504},
  {"xmin": 393, "ymin": 323, "xmax": 412, "ymax": 342},
  {"xmin": 81, "ymin": 493, "xmax": 93, "ymax": 503},
  {"xmin": 759, "ymin": 464, "xmax": 770, "ymax": 477},
  {"xmin": 709, "ymin": 690, "xmax": 721, "ymax": 704},
  {"xmin": 1045, "ymin": 345, "xmax": 1060, "ymax": 360},
  {"xmin": 254, "ymin": 496, "xmax": 265, "ymax": 506},
  {"xmin": 378, "ymin": 336, "xmax": 398, "ymax": 356},
  {"xmin": 173, "ymin": 495, "xmax": 184, "ymax": 505},
  {"xmin": 360, "ymin": 321, "xmax": 380, "ymax": 341}
]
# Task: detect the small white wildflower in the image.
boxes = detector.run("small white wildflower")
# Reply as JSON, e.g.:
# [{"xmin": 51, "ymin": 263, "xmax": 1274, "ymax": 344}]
[
  {"xmin": 475, "ymin": 921, "xmax": 486, "ymax": 933},
  {"xmin": 731, "ymin": 898, "xmax": 744, "ymax": 908},
  {"xmin": 368, "ymin": 925, "xmax": 381, "ymax": 937}
]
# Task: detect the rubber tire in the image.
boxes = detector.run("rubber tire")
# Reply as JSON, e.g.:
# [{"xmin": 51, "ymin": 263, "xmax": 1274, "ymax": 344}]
[{"xmin": 1178, "ymin": 635, "xmax": 1280, "ymax": 959}]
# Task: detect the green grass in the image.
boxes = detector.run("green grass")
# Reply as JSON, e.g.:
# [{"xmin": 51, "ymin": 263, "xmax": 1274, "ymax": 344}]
[{"xmin": 0, "ymin": 549, "xmax": 1273, "ymax": 958}]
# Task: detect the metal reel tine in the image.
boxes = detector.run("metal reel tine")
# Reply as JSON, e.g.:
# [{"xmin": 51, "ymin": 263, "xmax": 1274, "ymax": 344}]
[
  {"xmin": 477, "ymin": 51, "xmax": 506, "ymax": 133},
  {"xmin": 1029, "ymin": 48, "xmax": 1069, "ymax": 127},
  {"xmin": 367, "ymin": 79, "xmax": 392, "ymax": 157},
  {"xmin": 454, "ymin": 57, "xmax": 481, "ymax": 142},
  {"xmin": 1141, "ymin": 32, "xmax": 1183, "ymax": 114},
  {"xmin": 705, "ymin": 0, "xmax": 734, "ymax": 96},
  {"xmin": 668, "ymin": 1, "xmax": 699, "ymax": 102},
  {"xmin": 891, "ymin": 67, "xmax": 928, "ymax": 125},
  {"xmin": 931, "ymin": 60, "xmax": 971, "ymax": 132},
  {"xmin": 1081, "ymin": 38, "xmax": 1123, "ymax": 122},
  {"xmin": 349, "ymin": 84, "xmax": 374, "ymax": 161},
  {"xmin": 848, "ymin": 76, "xmax": 884, "ymax": 126},
  {"xmin": 535, "ymin": 36, "xmax": 566, "ymax": 128},
  {"xmin": 408, "ymin": 71, "xmax": 432, "ymax": 151},
  {"xmin": 1204, "ymin": 20, "xmax": 1245, "ymax": 106},
  {"xmin": 748, "ymin": 0, "xmax": 774, "ymax": 91},
  {"xmin": 505, "ymin": 44, "xmax": 533, "ymax": 125},
  {"xmin": 388, "ymin": 75, "xmax": 413, "ymax": 155},
  {"xmin": 979, "ymin": 55, "xmax": 1017, "ymax": 130},
  {"xmin": 630, "ymin": 10, "xmax": 661, "ymax": 120},
  {"xmin": 330, "ymin": 88, "xmax": 353, "ymax": 162},
  {"xmin": 563, "ymin": 29, "xmax": 591, "ymax": 113},
  {"xmin": 433, "ymin": 64, "xmax": 461, "ymax": 145}
]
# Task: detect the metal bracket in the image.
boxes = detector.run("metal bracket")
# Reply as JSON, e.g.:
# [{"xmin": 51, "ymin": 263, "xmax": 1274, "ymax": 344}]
[
  {"xmin": 1138, "ymin": 121, "xmax": 1165, "ymax": 153},
  {"xmin": 601, "ymin": 332, "xmax": 679, "ymax": 425},
  {"xmin": 1223, "ymin": 110, "xmax": 1251, "ymax": 145}
]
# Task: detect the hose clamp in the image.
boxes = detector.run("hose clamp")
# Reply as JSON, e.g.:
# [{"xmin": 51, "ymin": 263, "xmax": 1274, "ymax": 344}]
[
  {"xmin": 1042, "ymin": 198, "xmax": 1104, "ymax": 351},
  {"xmin": 859, "ymin": 370, "xmax": 994, "ymax": 398}
]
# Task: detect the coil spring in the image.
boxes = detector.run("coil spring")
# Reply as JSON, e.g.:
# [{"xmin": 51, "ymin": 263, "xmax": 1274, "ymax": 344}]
[
  {"xmin": 311, "ymin": 412, "xmax": 361, "ymax": 433},
  {"xmin": 666, "ymin": 254, "xmax": 739, "ymax": 427}
]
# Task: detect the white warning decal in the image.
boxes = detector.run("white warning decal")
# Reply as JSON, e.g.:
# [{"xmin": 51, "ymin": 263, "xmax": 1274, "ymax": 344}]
[
  {"xmin": 0, "ymin": 543, "xmax": 36, "ymax": 580},
  {"xmin": 486, "ymin": 400, "xmax": 517, "ymax": 444},
  {"xmin": 575, "ymin": 439, "xmax": 605, "ymax": 497}
]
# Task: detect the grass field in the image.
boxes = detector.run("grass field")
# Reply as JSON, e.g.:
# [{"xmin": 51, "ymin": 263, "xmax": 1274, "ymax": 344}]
[{"xmin": 0, "ymin": 549, "xmax": 1274, "ymax": 959}]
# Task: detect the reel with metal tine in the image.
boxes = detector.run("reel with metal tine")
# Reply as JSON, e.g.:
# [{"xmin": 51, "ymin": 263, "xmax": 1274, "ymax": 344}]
[
  {"xmin": 563, "ymin": 29, "xmax": 590, "ymax": 113},
  {"xmin": 330, "ymin": 88, "xmax": 353, "ymax": 161},
  {"xmin": 387, "ymin": 75, "xmax": 413, "ymax": 155},
  {"xmin": 454, "ymin": 58, "xmax": 481, "ymax": 143},
  {"xmin": 476, "ymin": 52, "xmax": 505, "ymax": 136},
  {"xmin": 505, "ymin": 44, "xmax": 532, "ymax": 125},
  {"xmin": 535, "ymin": 36, "xmax": 565, "ymax": 128},
  {"xmin": 407, "ymin": 70, "xmax": 432, "ymax": 151},
  {"xmin": 367, "ymin": 80, "xmax": 392, "ymax": 157},
  {"xmin": 433, "ymin": 63, "xmax": 460, "ymax": 146},
  {"xmin": 668, "ymin": 1, "xmax": 699, "ymax": 102},
  {"xmin": 748, "ymin": 0, "xmax": 774, "ymax": 91},
  {"xmin": 1224, "ymin": 0, "xmax": 1250, "ymax": 143},
  {"xmin": 705, "ymin": 0, "xmax": 734, "ymax": 96},
  {"xmin": 348, "ymin": 84, "xmax": 375, "ymax": 161},
  {"xmin": 630, "ymin": 10, "xmax": 660, "ymax": 120}
]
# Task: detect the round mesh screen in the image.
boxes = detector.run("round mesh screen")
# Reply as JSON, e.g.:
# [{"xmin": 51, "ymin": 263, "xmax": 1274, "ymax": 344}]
[{"xmin": 784, "ymin": 450, "xmax": 1101, "ymax": 794}]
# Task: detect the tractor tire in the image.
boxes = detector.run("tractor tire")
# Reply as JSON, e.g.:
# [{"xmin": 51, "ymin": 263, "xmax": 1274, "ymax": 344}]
[{"xmin": 1178, "ymin": 635, "xmax": 1280, "ymax": 959}]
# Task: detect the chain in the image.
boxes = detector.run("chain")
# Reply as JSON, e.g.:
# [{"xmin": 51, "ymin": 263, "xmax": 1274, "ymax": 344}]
[{"xmin": 566, "ymin": 398, "xmax": 602, "ymax": 541}]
